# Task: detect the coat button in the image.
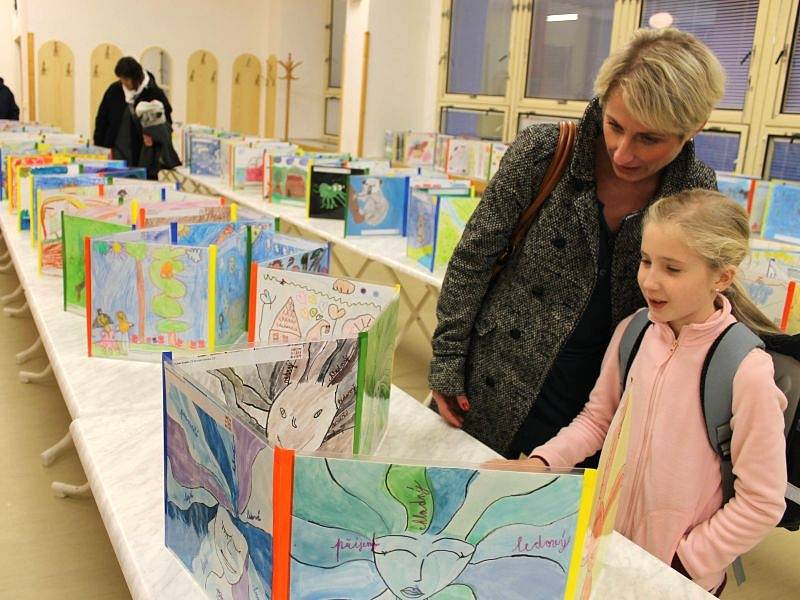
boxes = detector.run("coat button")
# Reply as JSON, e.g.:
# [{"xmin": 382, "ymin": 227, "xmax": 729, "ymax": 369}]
[
  {"xmin": 485, "ymin": 376, "xmax": 496, "ymax": 387},
  {"xmin": 551, "ymin": 237, "xmax": 566, "ymax": 249},
  {"xmin": 510, "ymin": 328, "xmax": 521, "ymax": 339}
]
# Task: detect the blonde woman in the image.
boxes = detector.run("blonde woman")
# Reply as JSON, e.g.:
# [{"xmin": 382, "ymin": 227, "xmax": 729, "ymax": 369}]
[
  {"xmin": 525, "ymin": 190, "xmax": 787, "ymax": 595},
  {"xmin": 429, "ymin": 28, "xmax": 726, "ymax": 461}
]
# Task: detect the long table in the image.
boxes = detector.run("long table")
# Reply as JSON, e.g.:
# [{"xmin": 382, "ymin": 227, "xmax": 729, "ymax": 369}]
[{"xmin": 0, "ymin": 195, "xmax": 712, "ymax": 599}]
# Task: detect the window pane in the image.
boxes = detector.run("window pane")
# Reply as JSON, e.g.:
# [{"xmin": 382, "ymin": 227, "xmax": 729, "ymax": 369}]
[
  {"xmin": 447, "ymin": 0, "xmax": 513, "ymax": 96},
  {"xmin": 782, "ymin": 9, "xmax": 800, "ymax": 113},
  {"xmin": 441, "ymin": 107, "xmax": 504, "ymax": 141},
  {"xmin": 693, "ymin": 130, "xmax": 739, "ymax": 172},
  {"xmin": 526, "ymin": 1, "xmax": 614, "ymax": 100},
  {"xmin": 641, "ymin": 1, "xmax": 759, "ymax": 110},
  {"xmin": 324, "ymin": 97, "xmax": 341, "ymax": 136},
  {"xmin": 328, "ymin": 0, "xmax": 346, "ymax": 89},
  {"xmin": 765, "ymin": 136, "xmax": 800, "ymax": 182},
  {"xmin": 517, "ymin": 113, "xmax": 577, "ymax": 134}
]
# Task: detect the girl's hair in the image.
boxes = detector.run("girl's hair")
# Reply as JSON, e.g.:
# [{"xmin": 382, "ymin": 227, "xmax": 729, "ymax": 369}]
[
  {"xmin": 594, "ymin": 28, "xmax": 725, "ymax": 138},
  {"xmin": 644, "ymin": 189, "xmax": 780, "ymax": 336}
]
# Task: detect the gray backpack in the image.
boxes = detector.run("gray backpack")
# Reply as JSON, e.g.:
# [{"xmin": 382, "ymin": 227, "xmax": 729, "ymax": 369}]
[{"xmin": 619, "ymin": 309, "xmax": 800, "ymax": 585}]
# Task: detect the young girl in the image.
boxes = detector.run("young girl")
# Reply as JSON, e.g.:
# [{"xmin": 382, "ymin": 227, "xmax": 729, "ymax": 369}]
[{"xmin": 525, "ymin": 189, "xmax": 787, "ymax": 595}]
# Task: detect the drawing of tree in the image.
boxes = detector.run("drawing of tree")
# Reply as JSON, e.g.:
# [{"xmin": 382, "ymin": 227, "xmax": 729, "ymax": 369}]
[
  {"xmin": 124, "ymin": 242, "xmax": 148, "ymax": 342},
  {"xmin": 150, "ymin": 247, "xmax": 189, "ymax": 346}
]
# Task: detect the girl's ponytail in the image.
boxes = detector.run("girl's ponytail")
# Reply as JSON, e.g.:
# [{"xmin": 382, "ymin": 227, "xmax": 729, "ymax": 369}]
[{"xmin": 723, "ymin": 279, "xmax": 781, "ymax": 337}]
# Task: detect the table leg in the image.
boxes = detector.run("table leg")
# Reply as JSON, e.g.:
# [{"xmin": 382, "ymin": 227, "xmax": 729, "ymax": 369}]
[
  {"xmin": 0, "ymin": 284, "xmax": 23, "ymax": 305},
  {"xmin": 19, "ymin": 363, "xmax": 52, "ymax": 384},
  {"xmin": 16, "ymin": 336, "xmax": 43, "ymax": 364},
  {"xmin": 41, "ymin": 430, "xmax": 74, "ymax": 466},
  {"xmin": 4, "ymin": 301, "xmax": 30, "ymax": 318},
  {"xmin": 51, "ymin": 481, "xmax": 92, "ymax": 499}
]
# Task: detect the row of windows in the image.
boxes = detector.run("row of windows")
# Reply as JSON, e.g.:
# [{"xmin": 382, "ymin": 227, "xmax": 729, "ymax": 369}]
[{"xmin": 436, "ymin": 0, "xmax": 800, "ymax": 182}]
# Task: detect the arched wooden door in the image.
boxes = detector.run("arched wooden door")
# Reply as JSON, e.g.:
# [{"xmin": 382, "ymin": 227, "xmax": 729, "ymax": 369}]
[
  {"xmin": 38, "ymin": 40, "xmax": 75, "ymax": 132},
  {"xmin": 90, "ymin": 43, "xmax": 123, "ymax": 131},
  {"xmin": 186, "ymin": 49, "xmax": 218, "ymax": 127},
  {"xmin": 230, "ymin": 53, "xmax": 261, "ymax": 135}
]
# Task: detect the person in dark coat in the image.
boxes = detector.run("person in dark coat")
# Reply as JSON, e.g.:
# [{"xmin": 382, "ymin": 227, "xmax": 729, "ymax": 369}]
[
  {"xmin": 0, "ymin": 77, "xmax": 20, "ymax": 120},
  {"xmin": 428, "ymin": 28, "xmax": 727, "ymax": 460},
  {"xmin": 93, "ymin": 57, "xmax": 172, "ymax": 169}
]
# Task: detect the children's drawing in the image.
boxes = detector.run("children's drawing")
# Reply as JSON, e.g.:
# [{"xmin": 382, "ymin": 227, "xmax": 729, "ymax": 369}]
[
  {"xmin": 446, "ymin": 139, "xmax": 492, "ymax": 181},
  {"xmin": 252, "ymin": 232, "xmax": 330, "ymax": 274},
  {"xmin": 403, "ymin": 132, "xmax": 437, "ymax": 167},
  {"xmin": 762, "ymin": 183, "xmax": 800, "ymax": 244},
  {"xmin": 435, "ymin": 134, "xmax": 453, "ymax": 172},
  {"xmin": 290, "ymin": 456, "xmax": 591, "ymax": 600},
  {"xmin": 346, "ymin": 176, "xmax": 409, "ymax": 236},
  {"xmin": 576, "ymin": 390, "xmax": 633, "ymax": 599},
  {"xmin": 63, "ymin": 214, "xmax": 130, "ymax": 312},
  {"xmin": 164, "ymin": 364, "xmax": 273, "ymax": 600},
  {"xmin": 716, "ymin": 174, "xmax": 753, "ymax": 213},
  {"xmin": 215, "ymin": 229, "xmax": 248, "ymax": 347},
  {"xmin": 251, "ymin": 268, "xmax": 396, "ymax": 345},
  {"xmin": 406, "ymin": 191, "xmax": 437, "ymax": 270},
  {"xmin": 194, "ymin": 340, "xmax": 360, "ymax": 453},
  {"xmin": 488, "ymin": 143, "xmax": 508, "ymax": 180},
  {"xmin": 88, "ymin": 229, "xmax": 214, "ymax": 357},
  {"xmin": 434, "ymin": 196, "xmax": 478, "ymax": 271},
  {"xmin": 308, "ymin": 166, "xmax": 353, "ymax": 219},
  {"xmin": 270, "ymin": 155, "xmax": 311, "ymax": 204},
  {"xmin": 190, "ymin": 136, "xmax": 222, "ymax": 177}
]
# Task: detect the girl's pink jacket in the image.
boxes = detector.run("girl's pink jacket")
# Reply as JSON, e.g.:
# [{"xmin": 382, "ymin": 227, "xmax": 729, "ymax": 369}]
[{"xmin": 532, "ymin": 297, "xmax": 787, "ymax": 591}]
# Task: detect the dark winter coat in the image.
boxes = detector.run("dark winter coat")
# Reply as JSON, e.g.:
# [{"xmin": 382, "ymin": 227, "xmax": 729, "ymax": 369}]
[
  {"xmin": 428, "ymin": 97, "xmax": 717, "ymax": 454},
  {"xmin": 0, "ymin": 80, "xmax": 20, "ymax": 120},
  {"xmin": 93, "ymin": 72, "xmax": 172, "ymax": 162}
]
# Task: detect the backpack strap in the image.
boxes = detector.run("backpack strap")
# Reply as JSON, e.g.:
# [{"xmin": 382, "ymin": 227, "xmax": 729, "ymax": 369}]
[
  {"xmin": 618, "ymin": 308, "xmax": 651, "ymax": 392},
  {"xmin": 701, "ymin": 322, "xmax": 764, "ymax": 585}
]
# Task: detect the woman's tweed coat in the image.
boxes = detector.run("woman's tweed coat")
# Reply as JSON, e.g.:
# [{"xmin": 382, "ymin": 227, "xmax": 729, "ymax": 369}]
[{"xmin": 428, "ymin": 98, "xmax": 717, "ymax": 455}]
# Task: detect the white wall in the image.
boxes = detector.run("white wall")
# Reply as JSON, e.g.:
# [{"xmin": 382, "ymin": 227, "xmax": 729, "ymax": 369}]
[
  {"xmin": 0, "ymin": 0, "xmax": 21, "ymax": 110},
  {"xmin": 266, "ymin": 0, "xmax": 327, "ymax": 141},
  {"xmin": 9, "ymin": 1, "xmax": 444, "ymax": 148},
  {"xmin": 339, "ymin": 0, "xmax": 441, "ymax": 157},
  {"xmin": 19, "ymin": 0, "xmax": 271, "ymax": 136}
]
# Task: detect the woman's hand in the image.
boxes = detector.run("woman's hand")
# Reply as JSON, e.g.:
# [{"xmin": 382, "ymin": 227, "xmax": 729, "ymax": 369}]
[
  {"xmin": 143, "ymin": 133, "xmax": 154, "ymax": 147},
  {"xmin": 431, "ymin": 390, "xmax": 470, "ymax": 428}
]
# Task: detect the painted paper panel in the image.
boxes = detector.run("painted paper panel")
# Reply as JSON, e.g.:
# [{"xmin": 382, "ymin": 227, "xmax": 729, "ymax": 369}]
[
  {"xmin": 215, "ymin": 228, "xmax": 249, "ymax": 347},
  {"xmin": 164, "ymin": 362, "xmax": 274, "ymax": 599},
  {"xmin": 179, "ymin": 340, "xmax": 361, "ymax": 454},
  {"xmin": 403, "ymin": 132, "xmax": 437, "ymax": 167},
  {"xmin": 190, "ymin": 136, "xmax": 223, "ymax": 176},
  {"xmin": 406, "ymin": 191, "xmax": 437, "ymax": 271},
  {"xmin": 308, "ymin": 166, "xmax": 353, "ymax": 220},
  {"xmin": 446, "ymin": 139, "xmax": 491, "ymax": 181},
  {"xmin": 62, "ymin": 213, "xmax": 130, "ymax": 311},
  {"xmin": 433, "ymin": 197, "xmax": 478, "ymax": 271},
  {"xmin": 345, "ymin": 176, "xmax": 409, "ymax": 236},
  {"xmin": 251, "ymin": 268, "xmax": 396, "ymax": 346},
  {"xmin": 270, "ymin": 156, "xmax": 311, "ymax": 205},
  {"xmin": 251, "ymin": 231, "xmax": 330, "ymax": 274},
  {"xmin": 762, "ymin": 184, "xmax": 800, "ymax": 244},
  {"xmin": 290, "ymin": 456, "xmax": 592, "ymax": 600},
  {"xmin": 88, "ymin": 235, "xmax": 211, "ymax": 358}
]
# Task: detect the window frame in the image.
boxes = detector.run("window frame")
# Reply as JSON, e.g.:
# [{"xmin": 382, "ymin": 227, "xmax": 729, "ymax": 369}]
[{"xmin": 323, "ymin": 0, "xmax": 345, "ymax": 143}]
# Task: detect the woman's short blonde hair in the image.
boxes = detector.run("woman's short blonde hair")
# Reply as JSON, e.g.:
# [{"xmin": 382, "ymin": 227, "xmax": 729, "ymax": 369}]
[{"xmin": 594, "ymin": 28, "xmax": 725, "ymax": 138}]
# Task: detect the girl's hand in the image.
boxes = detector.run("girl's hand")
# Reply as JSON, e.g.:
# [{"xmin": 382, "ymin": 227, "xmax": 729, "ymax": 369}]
[
  {"xmin": 483, "ymin": 457, "xmax": 548, "ymax": 470},
  {"xmin": 431, "ymin": 390, "xmax": 470, "ymax": 428}
]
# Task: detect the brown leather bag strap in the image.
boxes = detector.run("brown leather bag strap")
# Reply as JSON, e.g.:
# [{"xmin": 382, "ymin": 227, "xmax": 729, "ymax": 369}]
[{"xmin": 490, "ymin": 121, "xmax": 576, "ymax": 282}]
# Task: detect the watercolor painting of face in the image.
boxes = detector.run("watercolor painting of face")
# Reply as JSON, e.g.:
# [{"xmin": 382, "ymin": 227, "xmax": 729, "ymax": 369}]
[
  {"xmin": 290, "ymin": 458, "xmax": 589, "ymax": 599},
  {"xmin": 374, "ymin": 533, "xmax": 475, "ymax": 599}
]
